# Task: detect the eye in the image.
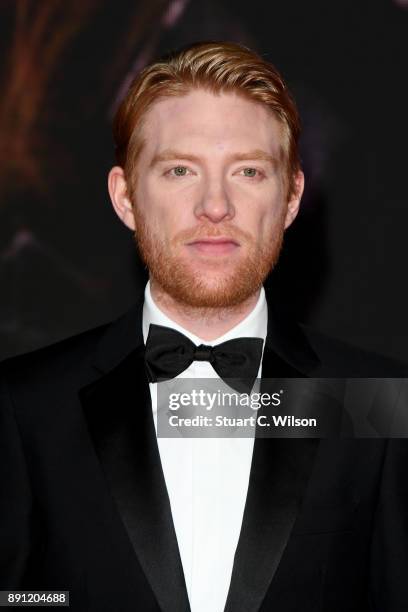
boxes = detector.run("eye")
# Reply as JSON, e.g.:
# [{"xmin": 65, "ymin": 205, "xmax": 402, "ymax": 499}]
[
  {"xmin": 240, "ymin": 167, "xmax": 262, "ymax": 178},
  {"xmin": 169, "ymin": 165, "xmax": 189, "ymax": 177}
]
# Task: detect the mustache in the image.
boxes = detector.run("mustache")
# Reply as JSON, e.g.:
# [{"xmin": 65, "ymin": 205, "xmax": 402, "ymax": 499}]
[{"xmin": 172, "ymin": 225, "xmax": 253, "ymax": 245}]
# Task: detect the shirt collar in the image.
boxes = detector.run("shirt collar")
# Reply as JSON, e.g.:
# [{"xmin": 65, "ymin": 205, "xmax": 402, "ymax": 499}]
[{"xmin": 142, "ymin": 280, "xmax": 268, "ymax": 347}]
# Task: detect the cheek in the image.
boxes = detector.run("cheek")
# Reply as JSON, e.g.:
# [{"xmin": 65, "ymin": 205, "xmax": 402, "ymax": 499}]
[
  {"xmin": 140, "ymin": 174, "xmax": 192, "ymax": 209},
  {"xmin": 136, "ymin": 181, "xmax": 193, "ymax": 237},
  {"xmin": 236, "ymin": 189, "xmax": 285, "ymax": 235}
]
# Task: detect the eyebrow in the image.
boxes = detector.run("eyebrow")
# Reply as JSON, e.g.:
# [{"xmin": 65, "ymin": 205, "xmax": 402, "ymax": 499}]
[{"xmin": 149, "ymin": 148, "xmax": 279, "ymax": 169}]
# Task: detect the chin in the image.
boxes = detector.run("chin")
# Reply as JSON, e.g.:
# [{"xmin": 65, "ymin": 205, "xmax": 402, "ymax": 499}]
[
  {"xmin": 185, "ymin": 274, "xmax": 231, "ymax": 294},
  {"xmin": 174, "ymin": 276, "xmax": 258, "ymax": 308},
  {"xmin": 187, "ymin": 256, "xmax": 241, "ymax": 274}
]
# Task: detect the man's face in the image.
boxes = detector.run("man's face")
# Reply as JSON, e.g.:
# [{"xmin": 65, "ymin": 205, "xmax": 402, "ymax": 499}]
[{"xmin": 110, "ymin": 89, "xmax": 303, "ymax": 308}]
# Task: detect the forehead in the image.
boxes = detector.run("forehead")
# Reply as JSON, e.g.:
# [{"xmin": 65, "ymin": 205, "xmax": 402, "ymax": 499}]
[{"xmin": 139, "ymin": 89, "xmax": 284, "ymax": 158}]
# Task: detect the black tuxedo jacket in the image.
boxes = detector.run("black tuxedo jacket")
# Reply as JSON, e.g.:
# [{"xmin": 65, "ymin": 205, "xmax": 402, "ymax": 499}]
[{"xmin": 1, "ymin": 286, "xmax": 408, "ymax": 612}]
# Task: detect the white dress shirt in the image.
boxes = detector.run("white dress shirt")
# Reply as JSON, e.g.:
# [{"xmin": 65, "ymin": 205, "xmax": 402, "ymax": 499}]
[{"xmin": 142, "ymin": 281, "xmax": 268, "ymax": 612}]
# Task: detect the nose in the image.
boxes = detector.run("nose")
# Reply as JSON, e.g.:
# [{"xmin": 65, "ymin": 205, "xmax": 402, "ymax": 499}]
[{"xmin": 194, "ymin": 174, "xmax": 235, "ymax": 223}]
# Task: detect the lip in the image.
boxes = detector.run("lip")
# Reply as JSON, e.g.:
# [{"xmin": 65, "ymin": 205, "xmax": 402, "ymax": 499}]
[
  {"xmin": 187, "ymin": 236, "xmax": 239, "ymax": 244},
  {"xmin": 186, "ymin": 237, "xmax": 239, "ymax": 255}
]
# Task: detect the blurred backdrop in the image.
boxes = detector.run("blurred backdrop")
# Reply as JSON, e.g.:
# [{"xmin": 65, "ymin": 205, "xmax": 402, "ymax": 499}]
[{"xmin": 0, "ymin": 0, "xmax": 407, "ymax": 363}]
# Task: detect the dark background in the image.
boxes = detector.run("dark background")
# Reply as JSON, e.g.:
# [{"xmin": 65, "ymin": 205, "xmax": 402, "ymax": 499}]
[{"xmin": 0, "ymin": 0, "xmax": 407, "ymax": 363}]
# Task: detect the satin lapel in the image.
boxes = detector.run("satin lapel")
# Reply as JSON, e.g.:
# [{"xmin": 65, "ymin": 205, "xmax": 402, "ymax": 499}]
[
  {"xmin": 224, "ymin": 437, "xmax": 320, "ymax": 612},
  {"xmin": 224, "ymin": 297, "xmax": 321, "ymax": 612},
  {"xmin": 80, "ymin": 345, "xmax": 190, "ymax": 612}
]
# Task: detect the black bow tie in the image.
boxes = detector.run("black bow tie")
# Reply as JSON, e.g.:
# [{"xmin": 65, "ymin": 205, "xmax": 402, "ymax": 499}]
[{"xmin": 144, "ymin": 323, "xmax": 264, "ymax": 394}]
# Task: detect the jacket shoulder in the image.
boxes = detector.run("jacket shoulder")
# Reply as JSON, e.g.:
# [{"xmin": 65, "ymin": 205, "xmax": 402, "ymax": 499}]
[
  {"xmin": 301, "ymin": 324, "xmax": 408, "ymax": 377},
  {"xmin": 0, "ymin": 321, "xmax": 110, "ymax": 387}
]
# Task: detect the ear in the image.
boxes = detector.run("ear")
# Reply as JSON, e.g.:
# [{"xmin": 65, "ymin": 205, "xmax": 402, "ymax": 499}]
[
  {"xmin": 107, "ymin": 166, "xmax": 136, "ymax": 231},
  {"xmin": 284, "ymin": 170, "xmax": 304, "ymax": 229}
]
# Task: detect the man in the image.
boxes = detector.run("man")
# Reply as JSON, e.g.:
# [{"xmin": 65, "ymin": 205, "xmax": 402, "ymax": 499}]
[{"xmin": 1, "ymin": 41, "xmax": 407, "ymax": 611}]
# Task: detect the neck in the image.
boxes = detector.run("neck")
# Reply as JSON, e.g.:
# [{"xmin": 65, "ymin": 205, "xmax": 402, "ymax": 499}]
[{"xmin": 149, "ymin": 279, "xmax": 261, "ymax": 341}]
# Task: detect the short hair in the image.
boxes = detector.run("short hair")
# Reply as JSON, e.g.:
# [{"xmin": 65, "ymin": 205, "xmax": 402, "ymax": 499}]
[{"xmin": 113, "ymin": 41, "xmax": 301, "ymax": 201}]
